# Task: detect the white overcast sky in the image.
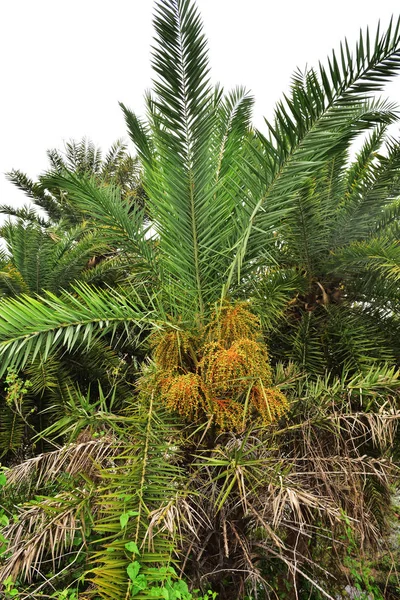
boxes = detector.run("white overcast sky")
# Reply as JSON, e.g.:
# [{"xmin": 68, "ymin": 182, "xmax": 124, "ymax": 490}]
[{"xmin": 1, "ymin": 0, "xmax": 400, "ymax": 209}]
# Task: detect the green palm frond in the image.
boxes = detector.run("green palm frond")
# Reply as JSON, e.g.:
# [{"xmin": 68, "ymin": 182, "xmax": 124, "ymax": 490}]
[
  {"xmin": 18, "ymin": 339, "xmax": 128, "ymax": 455},
  {"xmin": 289, "ymin": 311, "xmax": 327, "ymax": 374},
  {"xmin": 46, "ymin": 138, "xmax": 103, "ymax": 176},
  {"xmin": 234, "ymin": 18, "xmax": 400, "ymax": 282},
  {"xmin": 343, "ymin": 124, "xmax": 387, "ymax": 194},
  {"xmin": 334, "ymin": 138, "xmax": 400, "ymax": 246},
  {"xmin": 0, "ymin": 266, "xmax": 28, "ymax": 298},
  {"xmin": 5, "ymin": 169, "xmax": 61, "ymax": 223},
  {"xmin": 252, "ymin": 267, "xmax": 305, "ymax": 331},
  {"xmin": 121, "ymin": 0, "xmax": 256, "ymax": 317},
  {"xmin": 0, "ymin": 220, "xmax": 111, "ymax": 296},
  {"xmin": 102, "ymin": 139, "xmax": 144, "ymax": 199},
  {"xmin": 5, "ymin": 137, "xmax": 144, "ymax": 228},
  {"xmin": 0, "ymin": 401, "xmax": 29, "ymax": 458},
  {"xmin": 24, "ymin": 355, "xmax": 66, "ymax": 397},
  {"xmin": 102, "ymin": 139, "xmax": 128, "ymax": 175},
  {"xmin": 333, "ymin": 236, "xmax": 400, "ymax": 293},
  {"xmin": 123, "ymin": 0, "xmax": 215, "ymax": 315},
  {"xmin": 0, "ymin": 283, "xmax": 157, "ymax": 375},
  {"xmin": 324, "ymin": 306, "xmax": 395, "ymax": 372},
  {"xmin": 90, "ymin": 394, "xmax": 185, "ymax": 600},
  {"xmin": 79, "ymin": 255, "xmax": 132, "ymax": 285},
  {"xmin": 36, "ymin": 382, "xmax": 120, "ymax": 443},
  {"xmin": 40, "ymin": 172, "xmax": 156, "ymax": 275},
  {"xmin": 247, "ymin": 97, "xmax": 396, "ymax": 266},
  {"xmin": 271, "ymin": 301, "xmax": 395, "ymax": 375},
  {"xmin": 0, "ymin": 204, "xmax": 49, "ymax": 227}
]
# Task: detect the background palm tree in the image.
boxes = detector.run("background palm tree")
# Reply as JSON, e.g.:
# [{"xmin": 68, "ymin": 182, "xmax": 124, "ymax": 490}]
[
  {"xmin": 250, "ymin": 119, "xmax": 400, "ymax": 374},
  {"xmin": 3, "ymin": 137, "xmax": 146, "ymax": 227},
  {"xmin": 0, "ymin": 141, "xmax": 145, "ymax": 461}
]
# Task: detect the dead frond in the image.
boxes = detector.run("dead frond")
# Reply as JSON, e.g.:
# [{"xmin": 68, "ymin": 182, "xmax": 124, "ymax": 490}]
[
  {"xmin": 3, "ymin": 435, "xmax": 119, "ymax": 493},
  {"xmin": 0, "ymin": 489, "xmax": 93, "ymax": 584}
]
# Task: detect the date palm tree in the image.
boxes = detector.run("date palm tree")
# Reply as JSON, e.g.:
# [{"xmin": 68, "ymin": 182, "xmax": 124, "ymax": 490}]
[
  {"xmin": 1, "ymin": 1, "xmax": 400, "ymax": 598},
  {"xmin": 0, "ymin": 216, "xmax": 131, "ymax": 460},
  {"xmin": 0, "ymin": 142, "xmax": 143, "ymax": 459},
  {"xmin": 0, "ymin": 12, "xmax": 399, "ymax": 373},
  {"xmin": 3, "ymin": 137, "xmax": 145, "ymax": 227},
  {"xmin": 251, "ymin": 113, "xmax": 400, "ymax": 375}
]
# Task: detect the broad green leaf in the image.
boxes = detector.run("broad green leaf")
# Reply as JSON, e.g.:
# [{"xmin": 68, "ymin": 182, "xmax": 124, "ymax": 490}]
[
  {"xmin": 125, "ymin": 541, "xmax": 140, "ymax": 554},
  {"xmin": 0, "ymin": 514, "xmax": 9, "ymax": 527},
  {"xmin": 119, "ymin": 512, "xmax": 130, "ymax": 529},
  {"xmin": 127, "ymin": 560, "xmax": 141, "ymax": 582}
]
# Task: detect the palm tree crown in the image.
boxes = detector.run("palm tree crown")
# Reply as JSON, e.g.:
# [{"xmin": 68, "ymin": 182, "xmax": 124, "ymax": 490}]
[{"xmin": 0, "ymin": 3, "xmax": 399, "ymax": 369}]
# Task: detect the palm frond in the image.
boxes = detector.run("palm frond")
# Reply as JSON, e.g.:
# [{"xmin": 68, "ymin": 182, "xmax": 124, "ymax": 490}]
[
  {"xmin": 334, "ymin": 137, "xmax": 400, "ymax": 246},
  {"xmin": 0, "ymin": 399, "xmax": 31, "ymax": 458},
  {"xmin": 3, "ymin": 437, "xmax": 119, "ymax": 493},
  {"xmin": 333, "ymin": 236, "xmax": 400, "ymax": 285},
  {"xmin": 40, "ymin": 172, "xmax": 157, "ymax": 277},
  {"xmin": 5, "ymin": 169, "xmax": 62, "ymax": 222},
  {"xmin": 0, "ymin": 204, "xmax": 48, "ymax": 226},
  {"xmin": 0, "ymin": 283, "xmax": 156, "ymax": 375},
  {"xmin": 290, "ymin": 311, "xmax": 327, "ymax": 374},
  {"xmin": 228, "ymin": 19, "xmax": 400, "ymax": 285},
  {"xmin": 89, "ymin": 394, "xmax": 185, "ymax": 599},
  {"xmin": 121, "ymin": 1, "xmax": 256, "ymax": 318},
  {"xmin": 0, "ymin": 489, "xmax": 92, "ymax": 585},
  {"xmin": 0, "ymin": 220, "xmax": 111, "ymax": 296},
  {"xmin": 252, "ymin": 267, "xmax": 305, "ymax": 331},
  {"xmin": 62, "ymin": 138, "xmax": 103, "ymax": 175}
]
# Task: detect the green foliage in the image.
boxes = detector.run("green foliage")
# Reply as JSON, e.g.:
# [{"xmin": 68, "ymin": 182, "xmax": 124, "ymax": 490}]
[
  {"xmin": 4, "ymin": 138, "xmax": 145, "ymax": 227},
  {"xmin": 342, "ymin": 513, "xmax": 385, "ymax": 600},
  {"xmin": 2, "ymin": 576, "xmax": 19, "ymax": 598},
  {"xmin": 1, "ymin": 1, "xmax": 400, "ymax": 599},
  {"xmin": 0, "ymin": 282, "xmax": 153, "ymax": 376},
  {"xmin": 51, "ymin": 589, "xmax": 79, "ymax": 600},
  {"xmin": 0, "ymin": 221, "xmax": 110, "ymax": 297},
  {"xmin": 0, "ymin": 370, "xmax": 33, "ymax": 457},
  {"xmin": 120, "ymin": 0, "xmax": 261, "ymax": 317},
  {"xmin": 4, "ymin": 369, "xmax": 32, "ymax": 406},
  {"xmin": 0, "ymin": 140, "xmax": 147, "ymax": 459}
]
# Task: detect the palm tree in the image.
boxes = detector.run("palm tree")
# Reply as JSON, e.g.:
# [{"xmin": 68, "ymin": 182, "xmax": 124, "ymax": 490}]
[
  {"xmin": 3, "ymin": 137, "xmax": 145, "ymax": 227},
  {"xmin": 0, "ymin": 220, "xmax": 110, "ymax": 297},
  {"xmin": 0, "ymin": 12, "xmax": 399, "ymax": 374},
  {"xmin": 0, "ymin": 144, "xmax": 144, "ymax": 460},
  {"xmin": 0, "ymin": 217, "xmax": 133, "ymax": 460},
  {"xmin": 1, "ymin": 1, "xmax": 400, "ymax": 598},
  {"xmin": 250, "ymin": 116, "xmax": 400, "ymax": 375}
]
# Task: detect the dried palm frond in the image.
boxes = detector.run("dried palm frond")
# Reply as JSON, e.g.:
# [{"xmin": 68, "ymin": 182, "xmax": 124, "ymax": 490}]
[
  {"xmin": 178, "ymin": 371, "xmax": 400, "ymax": 599},
  {"xmin": 0, "ymin": 488, "xmax": 93, "ymax": 584},
  {"xmin": 3, "ymin": 435, "xmax": 119, "ymax": 493}
]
